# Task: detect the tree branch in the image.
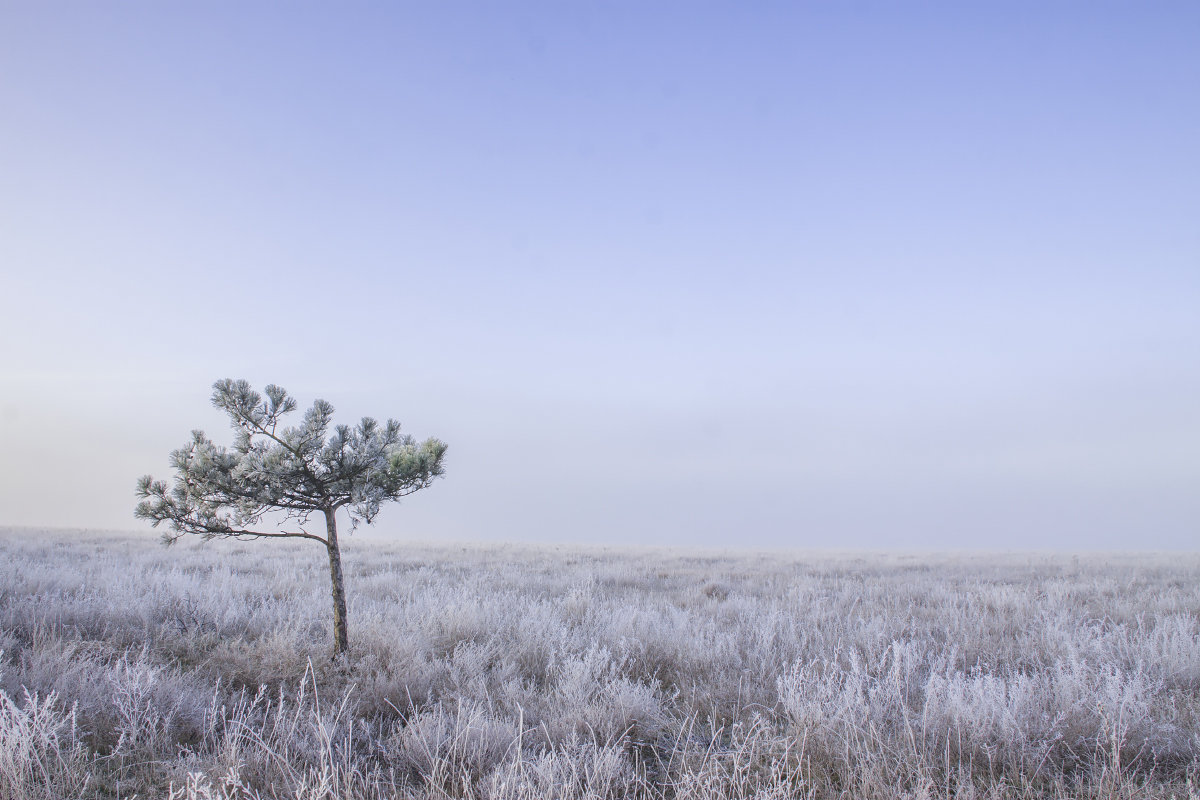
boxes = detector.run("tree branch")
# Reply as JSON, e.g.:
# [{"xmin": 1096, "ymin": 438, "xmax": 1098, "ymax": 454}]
[
  {"xmin": 222, "ymin": 529, "xmax": 328, "ymax": 545},
  {"xmin": 177, "ymin": 523, "xmax": 327, "ymax": 545}
]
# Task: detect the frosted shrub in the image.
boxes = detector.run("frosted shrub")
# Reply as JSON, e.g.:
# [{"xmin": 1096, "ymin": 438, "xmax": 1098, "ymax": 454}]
[
  {"xmin": 661, "ymin": 713, "xmax": 801, "ymax": 800},
  {"xmin": 198, "ymin": 669, "xmax": 369, "ymax": 797},
  {"xmin": 1149, "ymin": 614, "xmax": 1200, "ymax": 692},
  {"xmin": 167, "ymin": 766, "xmax": 254, "ymax": 800},
  {"xmin": 544, "ymin": 647, "xmax": 668, "ymax": 744},
  {"xmin": 924, "ymin": 654, "xmax": 1181, "ymax": 776},
  {"xmin": 488, "ymin": 741, "xmax": 633, "ymax": 800},
  {"xmin": 0, "ymin": 685, "xmax": 93, "ymax": 800},
  {"xmin": 387, "ymin": 700, "xmax": 521, "ymax": 792},
  {"xmin": 110, "ymin": 651, "xmax": 177, "ymax": 759}
]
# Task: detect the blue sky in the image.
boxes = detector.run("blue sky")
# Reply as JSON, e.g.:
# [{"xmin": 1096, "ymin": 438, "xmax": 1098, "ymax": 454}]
[{"xmin": 2, "ymin": 2, "xmax": 1197, "ymax": 548}]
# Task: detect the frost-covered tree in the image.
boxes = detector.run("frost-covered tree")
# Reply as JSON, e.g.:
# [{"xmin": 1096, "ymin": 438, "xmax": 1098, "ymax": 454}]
[{"xmin": 135, "ymin": 379, "xmax": 447, "ymax": 655}]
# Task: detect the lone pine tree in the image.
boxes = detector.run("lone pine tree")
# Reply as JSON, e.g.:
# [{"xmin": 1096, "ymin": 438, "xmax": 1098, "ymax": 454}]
[{"xmin": 136, "ymin": 379, "xmax": 447, "ymax": 655}]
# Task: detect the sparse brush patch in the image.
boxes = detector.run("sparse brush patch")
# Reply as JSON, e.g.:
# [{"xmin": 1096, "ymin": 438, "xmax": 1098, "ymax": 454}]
[
  {"xmin": 0, "ymin": 527, "xmax": 1198, "ymax": 799},
  {"xmin": 0, "ymin": 685, "xmax": 96, "ymax": 800}
]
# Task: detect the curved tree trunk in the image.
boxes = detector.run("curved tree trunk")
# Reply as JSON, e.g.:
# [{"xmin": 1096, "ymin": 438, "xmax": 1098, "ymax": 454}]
[{"xmin": 324, "ymin": 508, "xmax": 349, "ymax": 655}]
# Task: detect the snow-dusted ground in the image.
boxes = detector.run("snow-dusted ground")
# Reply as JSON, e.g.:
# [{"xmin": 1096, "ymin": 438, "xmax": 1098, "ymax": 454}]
[{"xmin": 1, "ymin": 527, "xmax": 1197, "ymax": 799}]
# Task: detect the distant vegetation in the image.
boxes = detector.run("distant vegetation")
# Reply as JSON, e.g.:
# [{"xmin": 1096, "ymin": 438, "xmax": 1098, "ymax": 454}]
[{"xmin": 0, "ymin": 528, "xmax": 1197, "ymax": 799}]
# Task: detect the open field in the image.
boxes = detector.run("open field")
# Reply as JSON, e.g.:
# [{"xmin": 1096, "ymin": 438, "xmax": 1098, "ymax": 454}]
[{"xmin": 0, "ymin": 527, "xmax": 1197, "ymax": 799}]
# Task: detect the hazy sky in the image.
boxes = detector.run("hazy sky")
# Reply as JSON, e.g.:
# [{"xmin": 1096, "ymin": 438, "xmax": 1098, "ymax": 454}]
[{"xmin": 2, "ymin": 2, "xmax": 1197, "ymax": 549}]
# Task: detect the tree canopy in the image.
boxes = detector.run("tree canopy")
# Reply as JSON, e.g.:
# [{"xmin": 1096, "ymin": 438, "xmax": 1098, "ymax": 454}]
[{"xmin": 136, "ymin": 379, "xmax": 447, "ymax": 543}]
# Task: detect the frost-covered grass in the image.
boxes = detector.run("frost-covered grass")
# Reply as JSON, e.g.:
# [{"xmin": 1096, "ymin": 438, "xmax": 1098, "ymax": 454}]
[{"xmin": 0, "ymin": 527, "xmax": 1198, "ymax": 799}]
